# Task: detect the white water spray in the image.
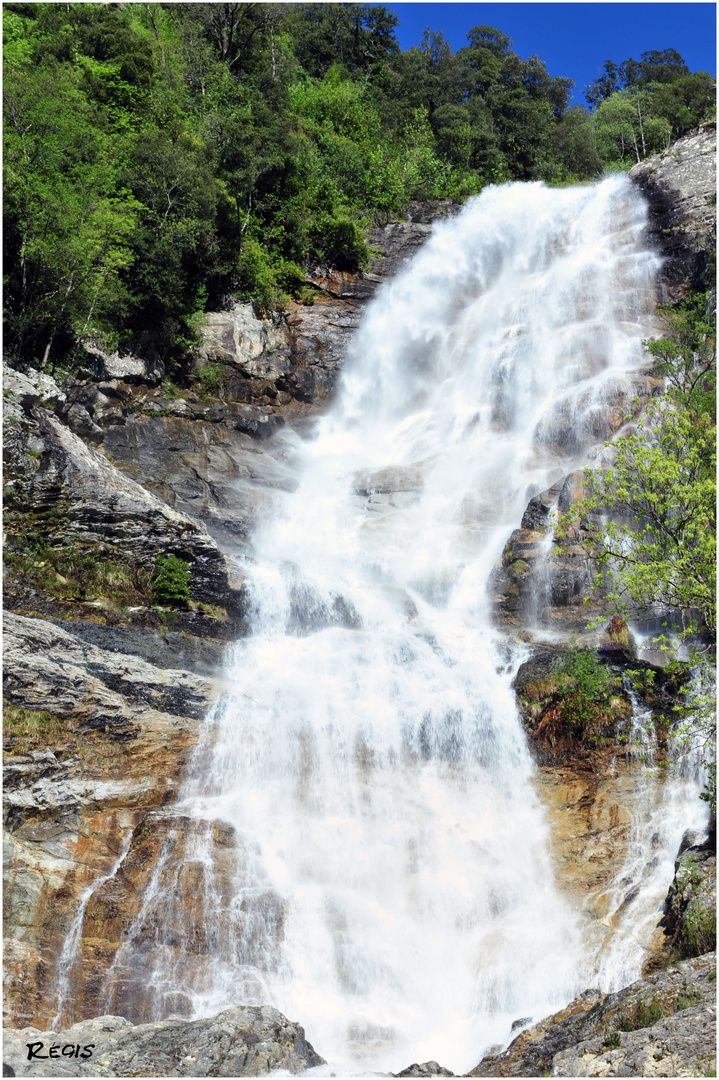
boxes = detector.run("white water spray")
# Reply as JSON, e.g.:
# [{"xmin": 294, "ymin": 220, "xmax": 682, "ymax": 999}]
[{"xmin": 102, "ymin": 177, "xmax": 691, "ymax": 1073}]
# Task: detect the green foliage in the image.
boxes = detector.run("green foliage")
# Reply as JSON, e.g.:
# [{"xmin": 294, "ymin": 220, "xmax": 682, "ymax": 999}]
[
  {"xmin": 151, "ymin": 554, "xmax": 191, "ymax": 607},
  {"xmin": 594, "ymin": 88, "xmax": 671, "ymax": 167},
  {"xmin": 3, "ymin": 4, "xmax": 715, "ymax": 366},
  {"xmin": 3, "ymin": 516, "xmax": 152, "ymax": 608},
  {"xmin": 677, "ymin": 980, "xmax": 706, "ymax": 1007},
  {"xmin": 561, "ymin": 294, "xmax": 716, "ymax": 632},
  {"xmin": 621, "ymin": 996, "xmax": 664, "ymax": 1030},
  {"xmin": 585, "ymin": 48, "xmax": 715, "ymax": 160},
  {"xmin": 558, "ymin": 289, "xmax": 716, "ymax": 812},
  {"xmin": 533, "ymin": 648, "xmax": 623, "ymax": 750},
  {"xmin": 699, "ymin": 760, "xmax": 716, "ymax": 817},
  {"xmin": 553, "ymin": 649, "xmax": 620, "ymax": 738},
  {"xmin": 602, "ymin": 1032, "xmax": 621, "ymax": 1049}
]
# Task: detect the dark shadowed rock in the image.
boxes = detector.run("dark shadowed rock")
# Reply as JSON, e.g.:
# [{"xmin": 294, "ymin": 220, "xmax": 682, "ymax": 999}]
[
  {"xmin": 394, "ymin": 1061, "xmax": 454, "ymax": 1077},
  {"xmin": 659, "ymin": 830, "xmax": 716, "ymax": 961}
]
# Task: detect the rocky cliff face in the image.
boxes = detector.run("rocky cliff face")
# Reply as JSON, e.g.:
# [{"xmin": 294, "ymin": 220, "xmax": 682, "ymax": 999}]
[
  {"xmin": 629, "ymin": 122, "xmax": 716, "ymax": 297},
  {"xmin": 3, "ymin": 613, "xmax": 218, "ymax": 1030}
]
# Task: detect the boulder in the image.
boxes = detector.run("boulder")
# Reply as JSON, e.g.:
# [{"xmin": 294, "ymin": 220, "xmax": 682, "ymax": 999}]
[
  {"xmin": 3, "ymin": 366, "xmax": 66, "ymax": 414},
  {"xmin": 394, "ymin": 1062, "xmax": 454, "ymax": 1077},
  {"xmin": 81, "ymin": 343, "xmax": 165, "ymax": 385},
  {"xmin": 2, "ymin": 1005, "xmax": 324, "ymax": 1076}
]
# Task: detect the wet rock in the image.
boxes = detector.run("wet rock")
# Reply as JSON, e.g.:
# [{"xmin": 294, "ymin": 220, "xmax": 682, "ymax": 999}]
[
  {"xmin": 2, "ymin": 1005, "xmax": 324, "ymax": 1076},
  {"xmin": 660, "ymin": 831, "xmax": 716, "ymax": 960},
  {"xmin": 394, "ymin": 1062, "xmax": 454, "ymax": 1077},
  {"xmin": 468, "ymin": 952, "xmax": 716, "ymax": 1077},
  {"xmin": 48, "ymin": 622, "xmax": 228, "ymax": 680},
  {"xmin": 630, "ymin": 124, "xmax": 717, "ymax": 295},
  {"xmin": 3, "ymin": 613, "xmax": 218, "ymax": 1027},
  {"xmin": 353, "ymin": 463, "xmax": 424, "ymax": 497}
]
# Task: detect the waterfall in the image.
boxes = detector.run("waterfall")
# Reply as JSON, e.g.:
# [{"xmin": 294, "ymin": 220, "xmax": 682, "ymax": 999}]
[
  {"xmin": 580, "ymin": 692, "xmax": 708, "ymax": 993},
  {"xmin": 101, "ymin": 177, "xmax": 688, "ymax": 1073}
]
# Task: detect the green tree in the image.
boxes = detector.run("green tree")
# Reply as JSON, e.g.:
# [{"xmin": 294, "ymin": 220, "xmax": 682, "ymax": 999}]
[
  {"xmin": 594, "ymin": 87, "xmax": 672, "ymax": 166},
  {"xmin": 560, "ymin": 296, "xmax": 716, "ymax": 635},
  {"xmin": 551, "ymin": 104, "xmax": 603, "ymax": 181},
  {"xmin": 4, "ymin": 64, "xmax": 140, "ymax": 366},
  {"xmin": 282, "ymin": 2, "xmax": 399, "ymax": 80},
  {"xmin": 585, "ymin": 48, "xmax": 690, "ymax": 108},
  {"xmin": 458, "ymin": 25, "xmax": 573, "ymax": 180}
]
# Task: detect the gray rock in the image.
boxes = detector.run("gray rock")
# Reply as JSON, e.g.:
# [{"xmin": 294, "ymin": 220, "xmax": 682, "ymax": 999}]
[
  {"xmin": 64, "ymin": 403, "xmax": 103, "ymax": 440},
  {"xmin": 3, "ymin": 612, "xmax": 217, "ymax": 736},
  {"xmin": 101, "ymin": 413, "xmax": 296, "ymax": 549},
  {"xmin": 4, "ymin": 366, "xmax": 66, "ymax": 414},
  {"xmin": 82, "ymin": 343, "xmax": 165, "ymax": 384},
  {"xmin": 198, "ymin": 302, "xmax": 289, "ymax": 377},
  {"xmin": 2, "ymin": 1005, "xmax": 324, "ymax": 1076},
  {"xmin": 48, "ymin": 621, "xmax": 229, "ymax": 680},
  {"xmin": 551, "ymin": 1002, "xmax": 716, "ymax": 1077},
  {"xmin": 395, "ymin": 1062, "xmax": 454, "ymax": 1077},
  {"xmin": 629, "ymin": 124, "xmax": 716, "ymax": 295},
  {"xmin": 468, "ymin": 953, "xmax": 716, "ymax": 1077},
  {"xmin": 4, "ymin": 408, "xmax": 245, "ymax": 614},
  {"xmin": 661, "ymin": 831, "xmax": 716, "ymax": 959}
]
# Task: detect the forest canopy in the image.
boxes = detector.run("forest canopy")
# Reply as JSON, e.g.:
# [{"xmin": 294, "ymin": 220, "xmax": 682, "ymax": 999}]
[{"xmin": 3, "ymin": 2, "xmax": 716, "ymax": 370}]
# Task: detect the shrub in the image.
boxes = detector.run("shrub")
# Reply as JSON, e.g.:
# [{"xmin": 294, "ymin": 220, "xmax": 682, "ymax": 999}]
[
  {"xmin": 535, "ymin": 648, "xmax": 622, "ymax": 748},
  {"xmin": 151, "ymin": 554, "xmax": 191, "ymax": 607},
  {"xmin": 603, "ymin": 1032, "xmax": 621, "ymax": 1049},
  {"xmin": 621, "ymin": 996, "xmax": 664, "ymax": 1030},
  {"xmin": 681, "ymin": 908, "xmax": 716, "ymax": 958}
]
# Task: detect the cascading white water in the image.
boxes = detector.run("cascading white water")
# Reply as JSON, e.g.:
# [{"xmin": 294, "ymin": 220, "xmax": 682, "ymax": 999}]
[
  {"xmin": 102, "ymin": 176, "xmax": 699, "ymax": 1073},
  {"xmin": 581, "ymin": 692, "xmax": 708, "ymax": 993}
]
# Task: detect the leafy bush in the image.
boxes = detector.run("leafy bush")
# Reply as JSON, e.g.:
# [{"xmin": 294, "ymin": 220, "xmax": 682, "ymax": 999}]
[
  {"xmin": 151, "ymin": 554, "xmax": 191, "ymax": 607},
  {"xmin": 535, "ymin": 648, "xmax": 622, "ymax": 748},
  {"xmin": 621, "ymin": 996, "xmax": 664, "ymax": 1030},
  {"xmin": 681, "ymin": 907, "xmax": 716, "ymax": 958},
  {"xmin": 602, "ymin": 1032, "xmax": 621, "ymax": 1049}
]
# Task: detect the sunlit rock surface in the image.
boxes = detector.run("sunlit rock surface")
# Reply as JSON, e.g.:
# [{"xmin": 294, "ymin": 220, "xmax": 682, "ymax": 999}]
[
  {"xmin": 469, "ymin": 952, "xmax": 716, "ymax": 1077},
  {"xmin": 3, "ymin": 376, "xmax": 246, "ymax": 615},
  {"xmin": 2, "ymin": 1005, "xmax": 324, "ymax": 1077},
  {"xmin": 3, "ymin": 614, "xmax": 219, "ymax": 1029},
  {"xmin": 629, "ymin": 122, "xmax": 717, "ymax": 295}
]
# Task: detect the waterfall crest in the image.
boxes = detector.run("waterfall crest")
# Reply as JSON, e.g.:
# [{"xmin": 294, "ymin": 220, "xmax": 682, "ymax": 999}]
[{"xmin": 105, "ymin": 177, "xmax": 668, "ymax": 1073}]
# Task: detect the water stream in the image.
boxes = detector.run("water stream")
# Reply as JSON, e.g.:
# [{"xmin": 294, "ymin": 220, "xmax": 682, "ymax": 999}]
[{"xmin": 97, "ymin": 177, "xmax": 708, "ymax": 1073}]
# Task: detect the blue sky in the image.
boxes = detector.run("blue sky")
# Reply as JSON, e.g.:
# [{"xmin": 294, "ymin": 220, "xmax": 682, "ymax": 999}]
[{"xmin": 381, "ymin": 3, "xmax": 717, "ymax": 105}]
